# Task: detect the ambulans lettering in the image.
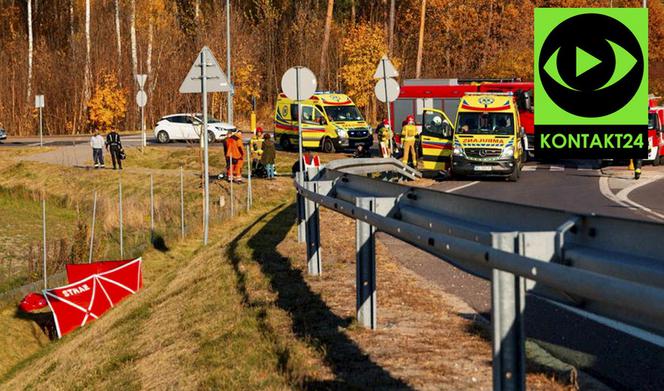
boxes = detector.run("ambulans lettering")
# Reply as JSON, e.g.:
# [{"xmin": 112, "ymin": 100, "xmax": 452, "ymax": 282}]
[{"xmin": 62, "ymin": 284, "xmax": 91, "ymax": 297}]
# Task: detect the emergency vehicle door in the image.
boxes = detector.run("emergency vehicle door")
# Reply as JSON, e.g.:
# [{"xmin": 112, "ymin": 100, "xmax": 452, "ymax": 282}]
[
  {"xmin": 420, "ymin": 109, "xmax": 453, "ymax": 171},
  {"xmin": 300, "ymin": 105, "xmax": 327, "ymax": 149}
]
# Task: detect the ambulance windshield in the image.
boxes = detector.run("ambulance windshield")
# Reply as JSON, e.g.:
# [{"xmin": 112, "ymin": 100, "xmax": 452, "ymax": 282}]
[
  {"xmin": 324, "ymin": 106, "xmax": 364, "ymax": 122},
  {"xmin": 456, "ymin": 113, "xmax": 514, "ymax": 136}
]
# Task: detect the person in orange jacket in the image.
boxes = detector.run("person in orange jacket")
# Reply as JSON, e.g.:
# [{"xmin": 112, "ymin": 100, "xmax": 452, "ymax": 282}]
[{"xmin": 225, "ymin": 130, "xmax": 245, "ymax": 183}]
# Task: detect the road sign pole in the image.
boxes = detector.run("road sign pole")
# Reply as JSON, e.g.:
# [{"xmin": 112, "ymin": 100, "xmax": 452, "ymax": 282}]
[
  {"xmin": 141, "ymin": 105, "xmax": 146, "ymax": 148},
  {"xmin": 42, "ymin": 196, "xmax": 47, "ymax": 289},
  {"xmin": 39, "ymin": 106, "xmax": 43, "ymax": 147},
  {"xmin": 202, "ymin": 50, "xmax": 210, "ymax": 246},
  {"xmin": 382, "ymin": 59, "xmax": 393, "ymax": 154},
  {"xmin": 150, "ymin": 174, "xmax": 154, "ymax": 241},
  {"xmin": 88, "ymin": 190, "xmax": 97, "ymax": 263},
  {"xmin": 226, "ymin": 0, "xmax": 233, "ymax": 125},
  {"xmin": 296, "ymin": 68, "xmax": 304, "ymax": 184}
]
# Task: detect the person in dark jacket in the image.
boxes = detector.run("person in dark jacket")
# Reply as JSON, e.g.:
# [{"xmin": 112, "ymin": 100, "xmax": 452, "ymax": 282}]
[
  {"xmin": 261, "ymin": 133, "xmax": 276, "ymax": 180},
  {"xmin": 105, "ymin": 130, "xmax": 123, "ymax": 170}
]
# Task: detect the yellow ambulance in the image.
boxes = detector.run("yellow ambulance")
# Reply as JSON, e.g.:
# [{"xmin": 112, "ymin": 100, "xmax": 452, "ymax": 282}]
[
  {"xmin": 451, "ymin": 93, "xmax": 526, "ymax": 181},
  {"xmin": 274, "ymin": 92, "xmax": 373, "ymax": 153}
]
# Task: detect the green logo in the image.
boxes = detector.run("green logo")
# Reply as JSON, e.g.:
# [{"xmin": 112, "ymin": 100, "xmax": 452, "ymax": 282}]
[{"xmin": 535, "ymin": 8, "xmax": 648, "ymax": 159}]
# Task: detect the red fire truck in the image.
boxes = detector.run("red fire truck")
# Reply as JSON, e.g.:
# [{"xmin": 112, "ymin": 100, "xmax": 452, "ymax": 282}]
[
  {"xmin": 648, "ymin": 96, "xmax": 664, "ymax": 166},
  {"xmin": 391, "ymin": 79, "xmax": 534, "ymax": 157}
]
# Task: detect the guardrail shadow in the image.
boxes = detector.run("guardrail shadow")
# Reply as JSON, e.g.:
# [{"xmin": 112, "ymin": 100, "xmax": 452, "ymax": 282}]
[{"xmin": 226, "ymin": 203, "xmax": 411, "ymax": 389}]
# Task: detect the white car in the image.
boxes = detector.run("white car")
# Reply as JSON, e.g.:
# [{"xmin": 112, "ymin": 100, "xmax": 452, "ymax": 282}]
[{"xmin": 154, "ymin": 114, "xmax": 234, "ymax": 144}]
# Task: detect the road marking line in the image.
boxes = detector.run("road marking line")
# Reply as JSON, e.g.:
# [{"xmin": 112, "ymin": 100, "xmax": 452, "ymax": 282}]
[
  {"xmin": 599, "ymin": 175, "xmax": 664, "ymax": 222},
  {"xmin": 615, "ymin": 176, "xmax": 664, "ymax": 222},
  {"xmin": 446, "ymin": 181, "xmax": 480, "ymax": 193},
  {"xmin": 549, "ymin": 165, "xmax": 565, "ymax": 172},
  {"xmin": 522, "ymin": 165, "xmax": 537, "ymax": 172}
]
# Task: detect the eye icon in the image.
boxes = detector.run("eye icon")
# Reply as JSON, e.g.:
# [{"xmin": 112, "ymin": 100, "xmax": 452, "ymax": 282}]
[{"xmin": 538, "ymin": 13, "xmax": 644, "ymax": 118}]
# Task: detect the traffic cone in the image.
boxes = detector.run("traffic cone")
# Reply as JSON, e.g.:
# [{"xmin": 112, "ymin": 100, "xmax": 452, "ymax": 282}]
[{"xmin": 628, "ymin": 159, "xmax": 634, "ymax": 171}]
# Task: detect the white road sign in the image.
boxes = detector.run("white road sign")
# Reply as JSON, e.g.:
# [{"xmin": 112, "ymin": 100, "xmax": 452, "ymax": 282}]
[
  {"xmin": 136, "ymin": 74, "xmax": 147, "ymax": 90},
  {"xmin": 136, "ymin": 91, "xmax": 147, "ymax": 108},
  {"xmin": 281, "ymin": 67, "xmax": 317, "ymax": 101},
  {"xmin": 375, "ymin": 78, "xmax": 400, "ymax": 103},
  {"xmin": 179, "ymin": 46, "xmax": 230, "ymax": 94},
  {"xmin": 374, "ymin": 55, "xmax": 399, "ymax": 79},
  {"xmin": 35, "ymin": 95, "xmax": 44, "ymax": 108}
]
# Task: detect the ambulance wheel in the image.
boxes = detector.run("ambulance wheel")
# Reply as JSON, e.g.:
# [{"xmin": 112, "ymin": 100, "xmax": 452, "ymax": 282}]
[
  {"xmin": 157, "ymin": 131, "xmax": 170, "ymax": 144},
  {"xmin": 279, "ymin": 135, "xmax": 292, "ymax": 151},
  {"xmin": 321, "ymin": 137, "xmax": 336, "ymax": 153},
  {"xmin": 508, "ymin": 164, "xmax": 520, "ymax": 182}
]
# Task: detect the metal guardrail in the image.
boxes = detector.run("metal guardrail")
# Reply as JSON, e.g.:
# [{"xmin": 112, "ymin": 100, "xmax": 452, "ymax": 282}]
[{"xmin": 294, "ymin": 158, "xmax": 664, "ymax": 391}]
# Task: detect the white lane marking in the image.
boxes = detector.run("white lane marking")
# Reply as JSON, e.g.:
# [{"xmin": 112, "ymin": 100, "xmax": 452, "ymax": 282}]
[
  {"xmin": 522, "ymin": 165, "xmax": 537, "ymax": 172},
  {"xmin": 446, "ymin": 181, "xmax": 480, "ymax": 193},
  {"xmin": 615, "ymin": 176, "xmax": 664, "ymax": 222},
  {"xmin": 599, "ymin": 175, "xmax": 664, "ymax": 222},
  {"xmin": 549, "ymin": 165, "xmax": 565, "ymax": 172}
]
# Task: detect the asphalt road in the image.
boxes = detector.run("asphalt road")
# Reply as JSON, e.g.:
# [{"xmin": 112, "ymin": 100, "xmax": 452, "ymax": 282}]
[{"xmin": 384, "ymin": 160, "xmax": 664, "ymax": 390}]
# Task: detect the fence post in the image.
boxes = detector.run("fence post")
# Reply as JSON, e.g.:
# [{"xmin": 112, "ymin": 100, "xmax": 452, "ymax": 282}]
[
  {"xmin": 355, "ymin": 197, "xmax": 377, "ymax": 330},
  {"xmin": 230, "ymin": 157, "xmax": 234, "ymax": 217},
  {"xmin": 246, "ymin": 143, "xmax": 252, "ymax": 211},
  {"xmin": 119, "ymin": 175, "xmax": 124, "ymax": 258},
  {"xmin": 491, "ymin": 233, "xmax": 526, "ymax": 391},
  {"xmin": 150, "ymin": 174, "xmax": 154, "ymax": 241},
  {"xmin": 41, "ymin": 196, "xmax": 47, "ymax": 289},
  {"xmin": 88, "ymin": 190, "xmax": 97, "ymax": 263},
  {"xmin": 180, "ymin": 166, "xmax": 185, "ymax": 239},
  {"xmin": 297, "ymin": 192, "xmax": 305, "ymax": 243},
  {"xmin": 304, "ymin": 181, "xmax": 321, "ymax": 276}
]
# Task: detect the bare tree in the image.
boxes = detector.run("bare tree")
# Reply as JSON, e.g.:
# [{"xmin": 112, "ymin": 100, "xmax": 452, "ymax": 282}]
[
  {"xmin": 84, "ymin": 0, "xmax": 91, "ymax": 101},
  {"xmin": 130, "ymin": 0, "xmax": 138, "ymax": 78},
  {"xmin": 389, "ymin": 0, "xmax": 395, "ymax": 56},
  {"xmin": 320, "ymin": 0, "xmax": 334, "ymax": 85},
  {"xmin": 350, "ymin": 0, "xmax": 355, "ymax": 26},
  {"xmin": 69, "ymin": 0, "xmax": 75, "ymax": 50},
  {"xmin": 26, "ymin": 0, "xmax": 33, "ymax": 101},
  {"xmin": 415, "ymin": 0, "xmax": 427, "ymax": 78},
  {"xmin": 115, "ymin": 0, "xmax": 122, "ymax": 63}
]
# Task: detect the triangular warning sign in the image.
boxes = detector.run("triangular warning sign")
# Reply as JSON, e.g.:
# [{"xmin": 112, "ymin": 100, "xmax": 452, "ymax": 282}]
[
  {"xmin": 374, "ymin": 55, "xmax": 399, "ymax": 79},
  {"xmin": 179, "ymin": 46, "xmax": 230, "ymax": 94}
]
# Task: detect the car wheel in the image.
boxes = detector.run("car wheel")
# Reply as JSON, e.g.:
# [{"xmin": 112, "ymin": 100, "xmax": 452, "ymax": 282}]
[
  {"xmin": 207, "ymin": 131, "xmax": 215, "ymax": 144},
  {"xmin": 508, "ymin": 163, "xmax": 520, "ymax": 182},
  {"xmin": 321, "ymin": 137, "xmax": 336, "ymax": 153},
  {"xmin": 279, "ymin": 135, "xmax": 292, "ymax": 151},
  {"xmin": 157, "ymin": 131, "xmax": 170, "ymax": 144}
]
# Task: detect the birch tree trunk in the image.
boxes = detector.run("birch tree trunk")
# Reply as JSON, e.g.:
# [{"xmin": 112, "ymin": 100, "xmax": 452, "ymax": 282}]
[
  {"xmin": 320, "ymin": 0, "xmax": 334, "ymax": 85},
  {"xmin": 350, "ymin": 0, "xmax": 355, "ymax": 26},
  {"xmin": 389, "ymin": 0, "xmax": 395, "ymax": 56},
  {"xmin": 27, "ymin": 0, "xmax": 33, "ymax": 101},
  {"xmin": 147, "ymin": 19, "xmax": 153, "ymax": 77},
  {"xmin": 115, "ymin": 0, "xmax": 122, "ymax": 63},
  {"xmin": 84, "ymin": 0, "xmax": 91, "ymax": 101},
  {"xmin": 415, "ymin": 0, "xmax": 427, "ymax": 79},
  {"xmin": 130, "ymin": 0, "xmax": 138, "ymax": 78},
  {"xmin": 69, "ymin": 0, "xmax": 75, "ymax": 49}
]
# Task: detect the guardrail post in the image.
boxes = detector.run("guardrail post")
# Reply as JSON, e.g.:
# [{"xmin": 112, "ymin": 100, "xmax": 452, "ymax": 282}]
[
  {"xmin": 355, "ymin": 197, "xmax": 377, "ymax": 330},
  {"xmin": 491, "ymin": 233, "xmax": 526, "ymax": 391},
  {"xmin": 297, "ymin": 191, "xmax": 305, "ymax": 243},
  {"xmin": 304, "ymin": 181, "xmax": 322, "ymax": 276}
]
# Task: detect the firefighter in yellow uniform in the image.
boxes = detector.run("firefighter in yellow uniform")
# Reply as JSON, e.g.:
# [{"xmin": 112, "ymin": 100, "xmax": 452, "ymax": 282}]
[
  {"xmin": 250, "ymin": 127, "xmax": 265, "ymax": 165},
  {"xmin": 377, "ymin": 119, "xmax": 393, "ymax": 157},
  {"xmin": 401, "ymin": 115, "xmax": 418, "ymax": 167}
]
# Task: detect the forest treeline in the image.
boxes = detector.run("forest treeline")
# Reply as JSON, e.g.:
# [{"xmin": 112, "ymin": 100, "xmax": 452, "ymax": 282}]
[{"xmin": 1, "ymin": 0, "xmax": 663, "ymax": 135}]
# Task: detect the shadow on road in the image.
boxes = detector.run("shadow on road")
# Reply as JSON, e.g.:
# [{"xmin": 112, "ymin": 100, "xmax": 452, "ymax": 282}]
[{"xmin": 226, "ymin": 203, "xmax": 411, "ymax": 390}]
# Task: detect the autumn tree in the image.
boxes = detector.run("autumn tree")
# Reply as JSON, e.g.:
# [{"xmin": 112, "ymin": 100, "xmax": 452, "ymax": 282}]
[
  {"xmin": 340, "ymin": 22, "xmax": 390, "ymax": 123},
  {"xmin": 87, "ymin": 74, "xmax": 127, "ymax": 131}
]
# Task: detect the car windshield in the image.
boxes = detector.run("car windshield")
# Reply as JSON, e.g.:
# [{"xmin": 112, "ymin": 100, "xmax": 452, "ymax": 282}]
[
  {"xmin": 648, "ymin": 113, "xmax": 657, "ymax": 130},
  {"xmin": 456, "ymin": 112, "xmax": 514, "ymax": 136},
  {"xmin": 194, "ymin": 116, "xmax": 221, "ymax": 124},
  {"xmin": 324, "ymin": 106, "xmax": 364, "ymax": 122}
]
